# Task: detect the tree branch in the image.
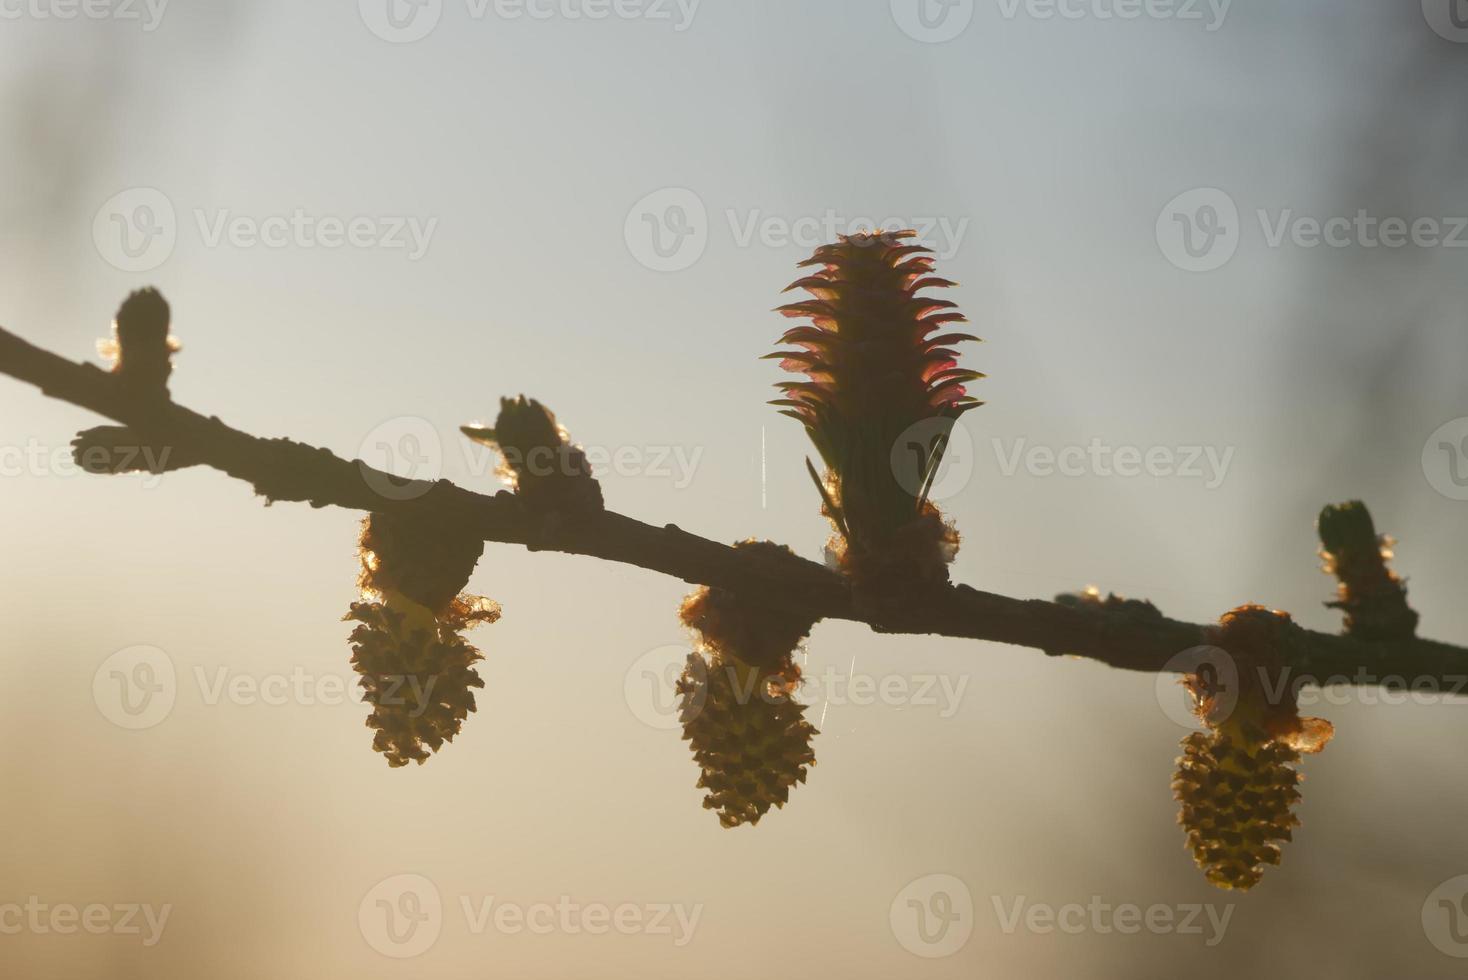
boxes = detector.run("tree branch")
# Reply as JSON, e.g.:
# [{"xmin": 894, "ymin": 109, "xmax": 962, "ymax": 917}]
[{"xmin": 2, "ymin": 322, "xmax": 1464, "ymax": 686}]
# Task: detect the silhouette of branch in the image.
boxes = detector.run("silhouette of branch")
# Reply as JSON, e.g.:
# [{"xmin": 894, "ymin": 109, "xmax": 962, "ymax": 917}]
[{"xmin": 2, "ymin": 322, "xmax": 1465, "ymax": 686}]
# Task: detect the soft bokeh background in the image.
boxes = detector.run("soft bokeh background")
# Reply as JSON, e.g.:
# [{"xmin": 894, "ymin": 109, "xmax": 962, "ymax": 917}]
[{"xmin": 3, "ymin": 1, "xmax": 1468, "ymax": 976}]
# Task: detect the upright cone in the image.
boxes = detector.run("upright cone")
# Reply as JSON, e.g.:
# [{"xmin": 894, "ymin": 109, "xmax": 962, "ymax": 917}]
[{"xmin": 769, "ymin": 232, "xmax": 980, "ymax": 597}]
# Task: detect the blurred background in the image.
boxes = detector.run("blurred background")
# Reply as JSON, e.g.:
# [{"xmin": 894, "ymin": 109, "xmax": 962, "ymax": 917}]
[{"xmin": 2, "ymin": 0, "xmax": 1468, "ymax": 976}]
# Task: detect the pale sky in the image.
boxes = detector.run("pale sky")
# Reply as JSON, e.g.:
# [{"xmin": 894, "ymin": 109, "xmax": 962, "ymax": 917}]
[{"xmin": 2, "ymin": 1, "xmax": 1468, "ymax": 977}]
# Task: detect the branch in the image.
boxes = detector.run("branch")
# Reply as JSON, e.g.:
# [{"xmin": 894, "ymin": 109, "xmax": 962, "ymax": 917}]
[{"xmin": 2, "ymin": 323, "xmax": 1465, "ymax": 686}]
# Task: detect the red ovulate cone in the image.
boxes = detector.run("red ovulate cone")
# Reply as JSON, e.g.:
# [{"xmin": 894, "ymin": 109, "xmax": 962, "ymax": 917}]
[{"xmin": 769, "ymin": 231, "xmax": 981, "ymax": 596}]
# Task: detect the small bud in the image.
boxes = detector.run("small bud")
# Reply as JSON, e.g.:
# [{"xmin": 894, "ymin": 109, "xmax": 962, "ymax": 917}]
[
  {"xmin": 99, "ymin": 288, "xmax": 180, "ymax": 395},
  {"xmin": 70, "ymin": 426, "xmax": 190, "ymax": 475},
  {"xmin": 1055, "ymin": 587, "xmax": 1162, "ymax": 620},
  {"xmin": 358, "ymin": 510, "xmax": 485, "ymax": 615},
  {"xmin": 1318, "ymin": 501, "xmax": 1419, "ymax": 641},
  {"xmin": 461, "ymin": 396, "xmax": 603, "ymax": 514}
]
